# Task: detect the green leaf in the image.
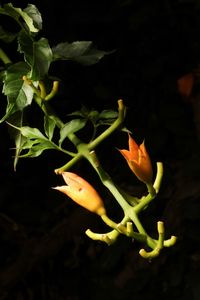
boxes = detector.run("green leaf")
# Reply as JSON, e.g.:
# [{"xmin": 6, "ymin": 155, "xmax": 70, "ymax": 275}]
[
  {"xmin": 7, "ymin": 111, "xmax": 26, "ymax": 170},
  {"xmin": 1, "ymin": 3, "xmax": 40, "ymax": 33},
  {"xmin": 75, "ymin": 47, "xmax": 112, "ymax": 66},
  {"xmin": 1, "ymin": 62, "xmax": 34, "ymax": 122},
  {"xmin": 18, "ymin": 126, "xmax": 47, "ymax": 139},
  {"xmin": 18, "ymin": 31, "xmax": 53, "ymax": 80},
  {"xmin": 0, "ymin": 70, "xmax": 6, "ymax": 84},
  {"xmin": 19, "ymin": 138, "xmax": 38, "ymax": 150},
  {"xmin": 99, "ymin": 110, "xmax": 118, "ymax": 119},
  {"xmin": 52, "ymin": 41, "xmax": 92, "ymax": 59},
  {"xmin": 7, "ymin": 123, "xmax": 58, "ymax": 158},
  {"xmin": 67, "ymin": 106, "xmax": 89, "ymax": 118},
  {"xmin": 20, "ymin": 141, "xmax": 57, "ymax": 158},
  {"xmin": 23, "ymin": 4, "xmax": 42, "ymax": 31},
  {"xmin": 59, "ymin": 119, "xmax": 87, "ymax": 146},
  {"xmin": 121, "ymin": 127, "xmax": 132, "ymax": 133},
  {"xmin": 88, "ymin": 110, "xmax": 99, "ymax": 123},
  {"xmin": 44, "ymin": 115, "xmax": 56, "ymax": 140},
  {"xmin": 91, "ymin": 109, "xmax": 119, "ymax": 127},
  {"xmin": 52, "ymin": 41, "xmax": 110, "ymax": 65}
]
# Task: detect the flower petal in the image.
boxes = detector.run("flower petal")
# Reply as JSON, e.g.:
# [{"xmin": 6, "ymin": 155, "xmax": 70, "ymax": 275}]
[
  {"xmin": 138, "ymin": 142, "xmax": 153, "ymax": 183},
  {"xmin": 54, "ymin": 172, "xmax": 106, "ymax": 215},
  {"xmin": 118, "ymin": 149, "xmax": 132, "ymax": 161},
  {"xmin": 119, "ymin": 135, "xmax": 153, "ymax": 184},
  {"xmin": 128, "ymin": 133, "xmax": 139, "ymax": 161},
  {"xmin": 127, "ymin": 160, "xmax": 150, "ymax": 183}
]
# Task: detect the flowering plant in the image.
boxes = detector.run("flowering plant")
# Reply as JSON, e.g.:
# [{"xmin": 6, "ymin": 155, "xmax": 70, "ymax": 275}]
[{"xmin": 0, "ymin": 3, "xmax": 176, "ymax": 260}]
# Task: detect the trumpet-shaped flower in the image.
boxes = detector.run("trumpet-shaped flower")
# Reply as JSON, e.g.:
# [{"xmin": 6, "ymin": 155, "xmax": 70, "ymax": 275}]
[
  {"xmin": 53, "ymin": 172, "xmax": 106, "ymax": 216},
  {"xmin": 119, "ymin": 134, "xmax": 153, "ymax": 184}
]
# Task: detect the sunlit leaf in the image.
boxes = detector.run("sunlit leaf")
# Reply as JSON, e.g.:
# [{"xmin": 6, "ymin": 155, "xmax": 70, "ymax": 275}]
[
  {"xmin": 1, "ymin": 62, "xmax": 34, "ymax": 122},
  {"xmin": 20, "ymin": 138, "xmax": 38, "ymax": 149},
  {"xmin": 59, "ymin": 119, "xmax": 86, "ymax": 146},
  {"xmin": 1, "ymin": 3, "xmax": 40, "ymax": 33},
  {"xmin": 18, "ymin": 31, "xmax": 53, "ymax": 80},
  {"xmin": 121, "ymin": 127, "xmax": 132, "ymax": 133},
  {"xmin": 7, "ymin": 123, "xmax": 58, "ymax": 158},
  {"xmin": 20, "ymin": 141, "xmax": 57, "ymax": 158},
  {"xmin": 23, "ymin": 4, "xmax": 42, "ymax": 31},
  {"xmin": 67, "ymin": 106, "xmax": 89, "ymax": 118},
  {"xmin": 18, "ymin": 126, "xmax": 47, "ymax": 139},
  {"xmin": 44, "ymin": 115, "xmax": 56, "ymax": 140},
  {"xmin": 7, "ymin": 111, "xmax": 26, "ymax": 170},
  {"xmin": 53, "ymin": 41, "xmax": 92, "ymax": 58},
  {"xmin": 99, "ymin": 110, "xmax": 118, "ymax": 119},
  {"xmin": 88, "ymin": 110, "xmax": 99, "ymax": 123}
]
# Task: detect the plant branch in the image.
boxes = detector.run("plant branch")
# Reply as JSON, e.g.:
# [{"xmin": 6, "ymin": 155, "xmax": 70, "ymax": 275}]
[
  {"xmin": 0, "ymin": 47, "xmax": 12, "ymax": 64},
  {"xmin": 88, "ymin": 99, "xmax": 126, "ymax": 150}
]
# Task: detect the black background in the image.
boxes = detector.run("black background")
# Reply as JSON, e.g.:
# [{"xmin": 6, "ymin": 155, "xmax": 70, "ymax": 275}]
[{"xmin": 1, "ymin": 0, "xmax": 200, "ymax": 299}]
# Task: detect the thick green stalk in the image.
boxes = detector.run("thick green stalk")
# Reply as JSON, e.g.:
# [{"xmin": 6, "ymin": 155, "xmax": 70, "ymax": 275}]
[
  {"xmin": 87, "ymin": 151, "xmax": 130, "ymax": 211},
  {"xmin": 85, "ymin": 151, "xmax": 152, "ymax": 237}
]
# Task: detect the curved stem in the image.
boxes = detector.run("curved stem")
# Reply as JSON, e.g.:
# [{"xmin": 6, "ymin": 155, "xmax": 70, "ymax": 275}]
[
  {"xmin": 45, "ymin": 81, "xmax": 59, "ymax": 101},
  {"xmin": 0, "ymin": 48, "xmax": 12, "ymax": 64},
  {"xmin": 38, "ymin": 81, "xmax": 47, "ymax": 99},
  {"xmin": 101, "ymin": 214, "xmax": 128, "ymax": 234},
  {"xmin": 134, "ymin": 162, "xmax": 163, "ymax": 214},
  {"xmin": 153, "ymin": 162, "xmax": 164, "ymax": 193},
  {"xmin": 86, "ymin": 150, "xmax": 157, "ymax": 249},
  {"xmin": 87, "ymin": 151, "xmax": 130, "ymax": 212},
  {"xmin": 54, "ymin": 153, "xmax": 82, "ymax": 174},
  {"xmin": 34, "ymin": 99, "xmax": 126, "ymax": 173},
  {"xmin": 85, "ymin": 215, "xmax": 129, "ymax": 245},
  {"xmin": 88, "ymin": 99, "xmax": 126, "ymax": 150}
]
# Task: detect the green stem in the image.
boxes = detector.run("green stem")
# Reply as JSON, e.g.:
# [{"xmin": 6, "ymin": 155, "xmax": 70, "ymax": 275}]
[
  {"xmin": 126, "ymin": 208, "xmax": 146, "ymax": 234},
  {"xmin": 34, "ymin": 95, "xmax": 64, "ymax": 129},
  {"xmin": 0, "ymin": 48, "xmax": 12, "ymax": 64},
  {"xmin": 67, "ymin": 132, "xmax": 83, "ymax": 147},
  {"xmin": 101, "ymin": 214, "xmax": 147, "ymax": 243},
  {"xmin": 101, "ymin": 214, "xmax": 128, "ymax": 234},
  {"xmin": 134, "ymin": 162, "xmax": 163, "ymax": 214},
  {"xmin": 54, "ymin": 144, "xmax": 76, "ymax": 157},
  {"xmin": 45, "ymin": 81, "xmax": 59, "ymax": 101},
  {"xmin": 38, "ymin": 81, "xmax": 47, "ymax": 99},
  {"xmin": 86, "ymin": 215, "xmax": 129, "ymax": 245},
  {"xmin": 53, "ymin": 100, "xmax": 126, "ymax": 173},
  {"xmin": 87, "ymin": 151, "xmax": 130, "ymax": 212},
  {"xmin": 34, "ymin": 94, "xmax": 83, "ymax": 149},
  {"xmin": 86, "ymin": 151, "xmax": 157, "ymax": 248},
  {"xmin": 157, "ymin": 221, "xmax": 165, "ymax": 249},
  {"xmin": 88, "ymin": 99, "xmax": 126, "ymax": 150},
  {"xmin": 153, "ymin": 162, "xmax": 163, "ymax": 193},
  {"xmin": 54, "ymin": 153, "xmax": 82, "ymax": 174}
]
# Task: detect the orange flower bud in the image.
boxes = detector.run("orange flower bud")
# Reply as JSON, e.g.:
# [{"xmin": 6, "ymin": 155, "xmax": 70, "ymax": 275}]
[
  {"xmin": 119, "ymin": 134, "xmax": 153, "ymax": 184},
  {"xmin": 53, "ymin": 172, "xmax": 106, "ymax": 216}
]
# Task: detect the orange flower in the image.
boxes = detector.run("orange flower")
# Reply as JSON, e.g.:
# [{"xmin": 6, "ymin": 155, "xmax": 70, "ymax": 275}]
[
  {"xmin": 53, "ymin": 172, "xmax": 106, "ymax": 216},
  {"xmin": 119, "ymin": 134, "xmax": 153, "ymax": 184}
]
